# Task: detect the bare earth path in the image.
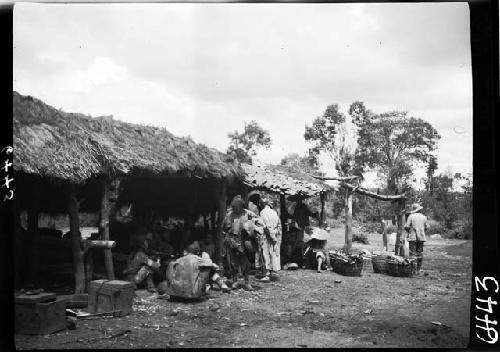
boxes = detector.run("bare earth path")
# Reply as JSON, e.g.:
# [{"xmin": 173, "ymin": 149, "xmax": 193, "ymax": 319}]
[{"xmin": 15, "ymin": 232, "xmax": 472, "ymax": 349}]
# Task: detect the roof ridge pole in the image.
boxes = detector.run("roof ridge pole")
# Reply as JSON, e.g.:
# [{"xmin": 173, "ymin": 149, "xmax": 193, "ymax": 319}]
[
  {"xmin": 99, "ymin": 175, "xmax": 115, "ymax": 280},
  {"xmin": 68, "ymin": 183, "xmax": 85, "ymax": 294}
]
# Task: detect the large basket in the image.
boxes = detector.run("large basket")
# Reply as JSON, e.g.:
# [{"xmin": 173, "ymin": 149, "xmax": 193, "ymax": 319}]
[
  {"xmin": 386, "ymin": 260, "xmax": 417, "ymax": 277},
  {"xmin": 371, "ymin": 255, "xmax": 387, "ymax": 274},
  {"xmin": 330, "ymin": 257, "xmax": 363, "ymax": 276}
]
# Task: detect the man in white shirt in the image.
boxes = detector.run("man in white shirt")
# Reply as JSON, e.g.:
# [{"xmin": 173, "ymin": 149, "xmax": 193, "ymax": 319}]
[
  {"xmin": 258, "ymin": 197, "xmax": 282, "ymax": 282},
  {"xmin": 404, "ymin": 203, "xmax": 429, "ymax": 272}
]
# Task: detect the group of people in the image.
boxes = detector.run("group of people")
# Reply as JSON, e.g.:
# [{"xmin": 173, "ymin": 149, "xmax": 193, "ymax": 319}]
[
  {"xmin": 121, "ymin": 196, "xmax": 430, "ymax": 297},
  {"xmin": 120, "ymin": 193, "xmax": 327, "ymax": 295}
]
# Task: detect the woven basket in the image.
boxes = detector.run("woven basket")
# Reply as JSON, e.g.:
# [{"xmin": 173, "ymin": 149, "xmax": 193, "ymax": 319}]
[
  {"xmin": 371, "ymin": 255, "xmax": 387, "ymax": 274},
  {"xmin": 386, "ymin": 260, "xmax": 417, "ymax": 277},
  {"xmin": 330, "ymin": 257, "xmax": 363, "ymax": 276}
]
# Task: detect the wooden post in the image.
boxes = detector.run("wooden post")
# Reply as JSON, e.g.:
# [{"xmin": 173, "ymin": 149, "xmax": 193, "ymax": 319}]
[
  {"xmin": 100, "ymin": 176, "xmax": 115, "ymax": 280},
  {"xmin": 27, "ymin": 199, "xmax": 39, "ymax": 286},
  {"xmin": 85, "ymin": 250, "xmax": 94, "ymax": 292},
  {"xmin": 210, "ymin": 212, "xmax": 216, "ymax": 231},
  {"xmin": 381, "ymin": 219, "xmax": 388, "ymax": 251},
  {"xmin": 68, "ymin": 184, "xmax": 85, "ymax": 294},
  {"xmin": 279, "ymin": 193, "xmax": 288, "ymax": 235},
  {"xmin": 395, "ymin": 199, "xmax": 406, "ymax": 255},
  {"xmin": 319, "ymin": 192, "xmax": 326, "ymax": 227},
  {"xmin": 203, "ymin": 214, "xmax": 210, "ymax": 233},
  {"xmin": 215, "ymin": 180, "xmax": 227, "ymax": 267},
  {"xmin": 241, "ymin": 186, "xmax": 249, "ymax": 207},
  {"xmin": 344, "ymin": 188, "xmax": 353, "ymax": 254}
]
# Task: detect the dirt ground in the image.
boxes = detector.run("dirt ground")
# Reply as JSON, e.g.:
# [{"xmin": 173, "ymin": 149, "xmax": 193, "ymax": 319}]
[{"xmin": 15, "ymin": 230, "xmax": 472, "ymax": 349}]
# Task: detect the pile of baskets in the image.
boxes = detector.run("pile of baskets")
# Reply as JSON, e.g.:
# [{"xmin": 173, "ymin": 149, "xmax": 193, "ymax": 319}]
[
  {"xmin": 371, "ymin": 254, "xmax": 417, "ymax": 277},
  {"xmin": 328, "ymin": 251, "xmax": 364, "ymax": 276}
]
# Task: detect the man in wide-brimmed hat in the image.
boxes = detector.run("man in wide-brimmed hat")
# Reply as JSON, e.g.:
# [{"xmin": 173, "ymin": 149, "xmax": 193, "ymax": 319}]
[{"xmin": 404, "ymin": 203, "xmax": 429, "ymax": 272}]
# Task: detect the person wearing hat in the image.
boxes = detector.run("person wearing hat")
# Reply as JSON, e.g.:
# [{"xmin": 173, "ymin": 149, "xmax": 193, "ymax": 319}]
[
  {"xmin": 223, "ymin": 195, "xmax": 264, "ymax": 291},
  {"xmin": 303, "ymin": 227, "xmax": 329, "ymax": 273},
  {"xmin": 404, "ymin": 203, "xmax": 429, "ymax": 272},
  {"xmin": 257, "ymin": 197, "xmax": 282, "ymax": 282}
]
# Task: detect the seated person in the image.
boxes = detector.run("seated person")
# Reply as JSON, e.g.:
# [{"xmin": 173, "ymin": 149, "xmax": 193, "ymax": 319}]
[
  {"xmin": 122, "ymin": 230, "xmax": 160, "ymax": 293},
  {"xmin": 160, "ymin": 241, "xmax": 230, "ymax": 298},
  {"xmin": 303, "ymin": 227, "xmax": 329, "ymax": 273}
]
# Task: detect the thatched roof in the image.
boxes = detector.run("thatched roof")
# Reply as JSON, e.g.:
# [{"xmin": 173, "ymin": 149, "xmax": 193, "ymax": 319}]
[
  {"xmin": 13, "ymin": 91, "xmax": 242, "ymax": 183},
  {"xmin": 242, "ymin": 164, "xmax": 334, "ymax": 198}
]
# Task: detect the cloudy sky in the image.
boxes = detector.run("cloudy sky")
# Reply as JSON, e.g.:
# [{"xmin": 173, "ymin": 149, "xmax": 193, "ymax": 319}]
[{"xmin": 13, "ymin": 2, "xmax": 472, "ymax": 187}]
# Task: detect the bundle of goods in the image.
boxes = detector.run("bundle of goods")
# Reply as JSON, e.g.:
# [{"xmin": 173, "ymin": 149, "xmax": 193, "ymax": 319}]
[
  {"xmin": 385, "ymin": 254, "xmax": 417, "ymax": 277},
  {"xmin": 328, "ymin": 250, "xmax": 365, "ymax": 276}
]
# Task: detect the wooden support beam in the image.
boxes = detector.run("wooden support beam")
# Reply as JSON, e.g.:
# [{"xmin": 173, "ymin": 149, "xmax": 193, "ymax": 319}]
[
  {"xmin": 395, "ymin": 199, "xmax": 406, "ymax": 255},
  {"xmin": 344, "ymin": 188, "xmax": 353, "ymax": 254},
  {"xmin": 85, "ymin": 251, "xmax": 94, "ymax": 292},
  {"xmin": 86, "ymin": 240, "xmax": 116, "ymax": 249},
  {"xmin": 99, "ymin": 176, "xmax": 115, "ymax": 280},
  {"xmin": 279, "ymin": 193, "xmax": 288, "ymax": 235},
  {"xmin": 210, "ymin": 212, "xmax": 216, "ymax": 231},
  {"xmin": 381, "ymin": 219, "xmax": 389, "ymax": 251},
  {"xmin": 27, "ymin": 198, "xmax": 39, "ymax": 286},
  {"xmin": 214, "ymin": 180, "xmax": 227, "ymax": 267},
  {"xmin": 340, "ymin": 182, "xmax": 406, "ymax": 201},
  {"xmin": 68, "ymin": 184, "xmax": 85, "ymax": 294},
  {"xmin": 319, "ymin": 192, "xmax": 326, "ymax": 226},
  {"xmin": 313, "ymin": 176, "xmax": 360, "ymax": 181}
]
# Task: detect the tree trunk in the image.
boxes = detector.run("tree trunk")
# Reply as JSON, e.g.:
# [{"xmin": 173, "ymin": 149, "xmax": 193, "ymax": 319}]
[
  {"xmin": 215, "ymin": 180, "xmax": 227, "ymax": 267},
  {"xmin": 395, "ymin": 199, "xmax": 406, "ymax": 255},
  {"xmin": 279, "ymin": 194, "xmax": 288, "ymax": 235},
  {"xmin": 100, "ymin": 176, "xmax": 115, "ymax": 280},
  {"xmin": 68, "ymin": 184, "xmax": 85, "ymax": 294},
  {"xmin": 319, "ymin": 192, "xmax": 326, "ymax": 226},
  {"xmin": 27, "ymin": 199, "xmax": 39, "ymax": 286},
  {"xmin": 344, "ymin": 189, "xmax": 353, "ymax": 254}
]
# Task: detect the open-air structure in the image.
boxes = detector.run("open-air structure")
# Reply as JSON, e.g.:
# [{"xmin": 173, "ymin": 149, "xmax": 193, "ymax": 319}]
[{"xmin": 13, "ymin": 91, "xmax": 242, "ymax": 293}]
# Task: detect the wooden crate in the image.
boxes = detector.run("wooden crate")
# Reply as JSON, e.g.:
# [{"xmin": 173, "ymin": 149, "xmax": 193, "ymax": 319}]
[
  {"xmin": 15, "ymin": 297, "xmax": 67, "ymax": 335},
  {"xmin": 88, "ymin": 280, "xmax": 134, "ymax": 317}
]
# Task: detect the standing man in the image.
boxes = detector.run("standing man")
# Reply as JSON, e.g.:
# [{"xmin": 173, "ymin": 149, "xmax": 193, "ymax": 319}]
[
  {"xmin": 290, "ymin": 198, "xmax": 318, "ymax": 266},
  {"xmin": 404, "ymin": 203, "xmax": 429, "ymax": 272},
  {"xmin": 258, "ymin": 197, "xmax": 282, "ymax": 282},
  {"xmin": 223, "ymin": 195, "xmax": 265, "ymax": 291}
]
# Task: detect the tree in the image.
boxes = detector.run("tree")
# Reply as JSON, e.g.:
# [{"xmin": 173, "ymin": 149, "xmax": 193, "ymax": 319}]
[
  {"xmin": 227, "ymin": 120, "xmax": 271, "ymax": 164},
  {"xmin": 304, "ymin": 104, "xmax": 361, "ymax": 253},
  {"xmin": 279, "ymin": 152, "xmax": 320, "ymax": 175},
  {"xmin": 304, "ymin": 104, "xmax": 361, "ymax": 177},
  {"xmin": 353, "ymin": 108, "xmax": 441, "ymax": 195},
  {"xmin": 426, "ymin": 155, "xmax": 439, "ymax": 194}
]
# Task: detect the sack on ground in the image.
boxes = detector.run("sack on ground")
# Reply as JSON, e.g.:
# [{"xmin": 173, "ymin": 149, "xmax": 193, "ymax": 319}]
[{"xmin": 165, "ymin": 254, "xmax": 213, "ymax": 299}]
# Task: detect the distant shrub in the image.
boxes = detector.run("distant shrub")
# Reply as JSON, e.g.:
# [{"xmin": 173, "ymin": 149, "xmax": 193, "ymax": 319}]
[
  {"xmin": 361, "ymin": 221, "xmax": 383, "ymax": 234},
  {"xmin": 352, "ymin": 230, "xmax": 369, "ymax": 244},
  {"xmin": 353, "ymin": 233, "xmax": 369, "ymax": 244},
  {"xmin": 426, "ymin": 219, "xmax": 445, "ymax": 235}
]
